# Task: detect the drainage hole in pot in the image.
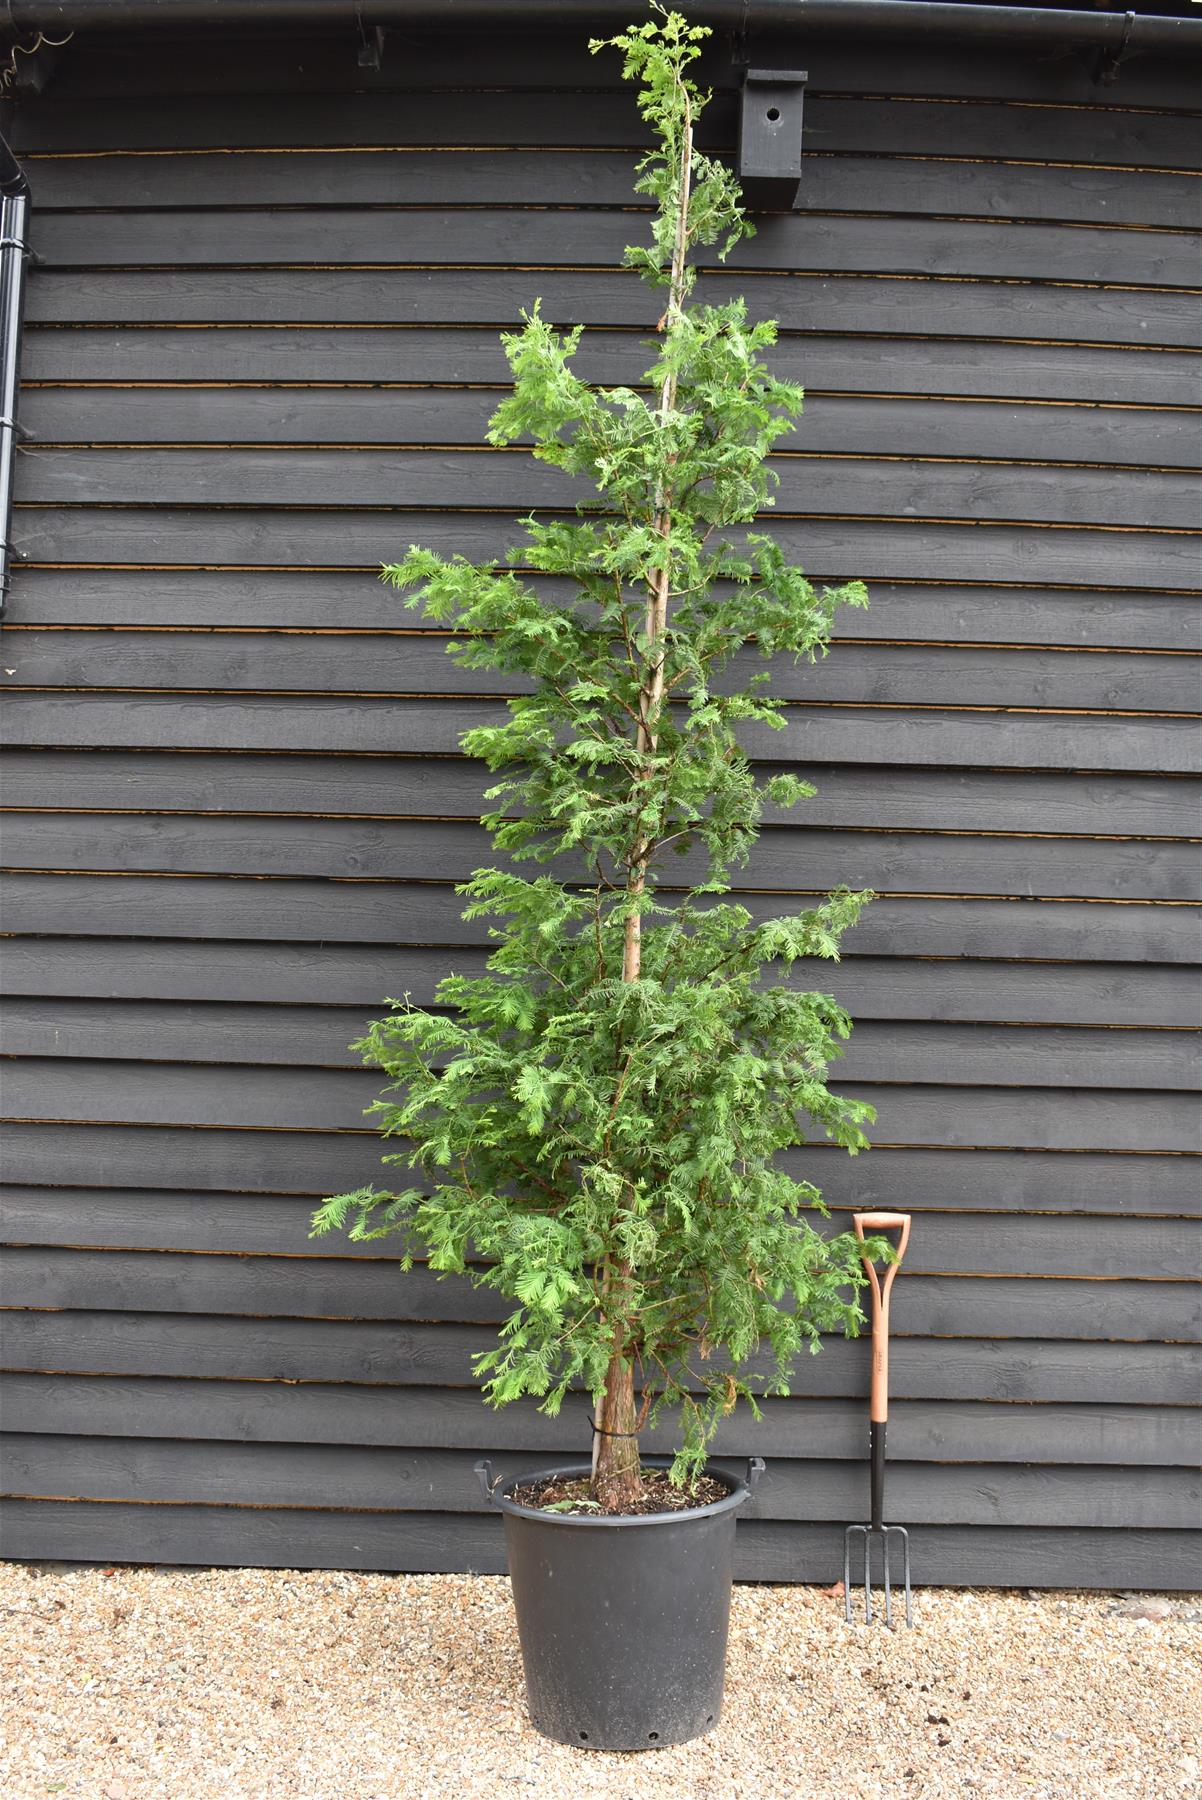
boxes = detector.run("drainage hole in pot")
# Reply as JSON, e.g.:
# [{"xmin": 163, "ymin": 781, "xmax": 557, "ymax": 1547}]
[
  {"xmin": 578, "ymin": 1732, "xmax": 588, "ymax": 1742},
  {"xmin": 648, "ymin": 1732, "xmax": 659, "ymax": 1742}
]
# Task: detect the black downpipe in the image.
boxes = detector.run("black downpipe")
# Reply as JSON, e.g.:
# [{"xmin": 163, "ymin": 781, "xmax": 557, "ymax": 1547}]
[{"xmin": 0, "ymin": 135, "xmax": 29, "ymax": 622}]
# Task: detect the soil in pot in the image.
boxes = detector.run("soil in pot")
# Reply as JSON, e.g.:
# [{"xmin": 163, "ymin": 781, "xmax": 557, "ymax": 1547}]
[{"xmin": 512, "ymin": 1469, "xmax": 728, "ymax": 1517}]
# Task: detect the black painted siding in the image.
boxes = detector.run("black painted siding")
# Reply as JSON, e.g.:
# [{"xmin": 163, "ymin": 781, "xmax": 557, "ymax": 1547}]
[{"xmin": 1, "ymin": 22, "xmax": 1199, "ymax": 1585}]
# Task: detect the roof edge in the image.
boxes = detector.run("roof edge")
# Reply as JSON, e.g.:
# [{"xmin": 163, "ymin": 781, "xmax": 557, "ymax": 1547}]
[{"xmin": 3, "ymin": 0, "xmax": 1201, "ymax": 57}]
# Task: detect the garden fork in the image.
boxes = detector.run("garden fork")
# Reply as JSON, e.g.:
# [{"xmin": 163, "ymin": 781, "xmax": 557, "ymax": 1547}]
[{"xmin": 843, "ymin": 1211, "xmax": 913, "ymax": 1628}]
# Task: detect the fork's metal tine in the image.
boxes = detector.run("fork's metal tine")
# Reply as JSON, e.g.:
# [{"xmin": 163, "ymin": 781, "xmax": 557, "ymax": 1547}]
[
  {"xmin": 864, "ymin": 1535, "xmax": 873, "ymax": 1626},
  {"xmin": 899, "ymin": 1526, "xmax": 913, "ymax": 1629},
  {"xmin": 883, "ymin": 1532, "xmax": 893, "ymax": 1629},
  {"xmin": 842, "ymin": 1525, "xmax": 914, "ymax": 1629}
]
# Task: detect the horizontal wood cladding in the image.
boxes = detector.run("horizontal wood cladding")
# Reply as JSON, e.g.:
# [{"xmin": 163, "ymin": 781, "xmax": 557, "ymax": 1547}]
[
  {"xmin": 6, "ymin": 1373, "xmax": 1197, "ymax": 1468},
  {"xmin": 4, "ymin": 1501, "xmax": 1197, "ymax": 1588},
  {"xmin": 5, "ymin": 1436, "xmax": 1197, "ymax": 1529},
  {"xmin": 6, "ymin": 1192, "xmax": 1197, "ymax": 1274},
  {"xmin": 5, "ymin": 814, "xmax": 1198, "ymax": 902},
  {"xmin": 19, "ymin": 449, "xmax": 1199, "ymax": 531},
  {"xmin": 30, "ymin": 207, "xmax": 1202, "ymax": 291},
  {"xmin": 14, "ymin": 89, "xmax": 1201, "ymax": 168},
  {"xmin": 9, "ymin": 572, "xmax": 1199, "ymax": 650},
  {"xmin": 2, "ymin": 1001, "xmax": 1197, "ymax": 1090},
  {"xmin": 30, "ymin": 270, "xmax": 1202, "ymax": 351},
  {"xmin": 6, "ymin": 1127, "xmax": 1196, "ymax": 1218},
  {"xmin": 5, "ymin": 1311, "xmax": 1198, "ymax": 1393},
  {"xmin": 3, "ymin": 1061, "xmax": 1197, "ymax": 1152},
  {"xmin": 14, "ymin": 511, "xmax": 1197, "ymax": 591},
  {"xmin": 0, "ymin": 1246, "xmax": 1180, "ymax": 1341},
  {"xmin": 5, "ymin": 753, "xmax": 1198, "ymax": 839},
  {"xmin": 28, "ymin": 271, "xmax": 1202, "ymax": 348},
  {"xmin": 4, "ymin": 1259, "xmax": 1198, "ymax": 1345},
  {"xmin": 7, "ymin": 632, "xmax": 1197, "ymax": 711},
  {"xmin": 20, "ymin": 330, "xmax": 1202, "ymax": 411},
  {"xmin": 7, "ymin": 694, "xmax": 1200, "ymax": 777},
  {"xmin": 31, "ymin": 208, "xmax": 1201, "ymax": 291},
  {"xmin": 4, "ymin": 877, "xmax": 1197, "ymax": 963},
  {"xmin": 6, "ymin": 938, "xmax": 1199, "ymax": 1028},
  {"xmin": 25, "ymin": 149, "xmax": 1202, "ymax": 234},
  {"xmin": 23, "ymin": 388, "xmax": 1202, "ymax": 471},
  {"xmin": 5, "ymin": 1439, "xmax": 1201, "ymax": 1531},
  {"xmin": 5, "ymin": 37, "xmax": 1199, "ymax": 1587},
  {"xmin": 30, "ymin": 26, "xmax": 1202, "ymax": 109}
]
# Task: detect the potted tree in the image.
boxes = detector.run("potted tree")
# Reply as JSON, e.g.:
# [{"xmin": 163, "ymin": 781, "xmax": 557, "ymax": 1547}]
[{"xmin": 313, "ymin": 9, "xmax": 884, "ymax": 1751}]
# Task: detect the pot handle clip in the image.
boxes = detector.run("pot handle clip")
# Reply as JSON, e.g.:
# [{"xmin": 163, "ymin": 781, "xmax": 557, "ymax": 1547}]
[
  {"xmin": 474, "ymin": 1458, "xmax": 498, "ymax": 1507},
  {"xmin": 746, "ymin": 1456, "xmax": 766, "ymax": 1495}
]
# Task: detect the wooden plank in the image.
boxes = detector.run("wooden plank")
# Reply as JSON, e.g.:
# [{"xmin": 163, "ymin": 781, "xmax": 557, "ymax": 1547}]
[
  {"xmin": 3, "ymin": 1310, "xmax": 1196, "ymax": 1399},
  {"xmin": 0, "ymin": 1494, "xmax": 514, "ymax": 1575},
  {"xmin": 7, "ymin": 1372, "xmax": 1195, "ymax": 1468},
  {"xmin": 27, "ymin": 149, "xmax": 1202, "ymax": 234},
  {"xmin": 4, "ymin": 1123, "xmax": 1196, "ymax": 1216},
  {"xmin": 6, "ymin": 1059, "xmax": 1197, "ymax": 1150},
  {"xmin": 25, "ymin": 386, "xmax": 1202, "ymax": 472},
  {"xmin": 15, "ymin": 631, "xmax": 1193, "ymax": 713},
  {"xmin": 10, "ymin": 569, "xmax": 1200, "ymax": 652},
  {"xmin": 3, "ymin": 1247, "xmax": 1198, "ymax": 1345},
  {"xmin": 6, "ymin": 937, "xmax": 1196, "ymax": 1029},
  {"xmin": 6, "ymin": 812, "xmax": 1197, "ymax": 905},
  {"xmin": 77, "ymin": 144, "xmax": 1170, "ymax": 256},
  {"xmin": 7, "ymin": 751, "xmax": 1199, "ymax": 841},
  {"xmin": 9, "ymin": 631, "xmax": 1197, "ymax": 713},
  {"xmin": 35, "ymin": 25, "xmax": 1202, "ymax": 108},
  {"xmin": 24, "ymin": 328, "xmax": 1202, "ymax": 409},
  {"xmin": 3, "ymin": 875, "xmax": 1194, "ymax": 964},
  {"xmin": 3, "ymin": 1250, "xmax": 1193, "ymax": 1341},
  {"xmin": 5, "ymin": 1434, "xmax": 1197, "ymax": 1528},
  {"xmin": 15, "ymin": 89, "xmax": 1202, "ymax": 170},
  {"xmin": 6, "ymin": 692, "xmax": 1198, "ymax": 776},
  {"xmin": 14, "ymin": 510, "xmax": 1198, "ymax": 593},
  {"xmin": 8, "ymin": 807, "xmax": 1198, "ymax": 905},
  {"xmin": 32, "ymin": 208, "xmax": 1200, "ymax": 290},
  {"xmin": 3, "ymin": 1000, "xmax": 1196, "ymax": 1091},
  {"xmin": 2, "ymin": 1495, "xmax": 1197, "ymax": 1586},
  {"xmin": 7, "ymin": 1209, "xmax": 1194, "ymax": 1281},
  {"xmin": 0, "ymin": 1120, "xmax": 391, "ymax": 1197},
  {"xmin": 28, "ymin": 269, "xmax": 1202, "ymax": 354},
  {"xmin": 7, "ymin": 750, "xmax": 1201, "ymax": 843},
  {"xmin": 19, "ymin": 446, "xmax": 1199, "ymax": 531}
]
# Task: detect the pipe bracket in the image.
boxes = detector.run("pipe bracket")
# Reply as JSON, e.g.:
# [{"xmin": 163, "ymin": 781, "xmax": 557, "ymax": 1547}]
[{"xmin": 1095, "ymin": 11, "xmax": 1137, "ymax": 86}]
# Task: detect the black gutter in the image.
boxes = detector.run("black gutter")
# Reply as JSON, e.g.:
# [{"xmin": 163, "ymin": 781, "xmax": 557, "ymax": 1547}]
[
  {"xmin": 0, "ymin": 133, "xmax": 28, "ymax": 623},
  {"xmin": 2, "ymin": 0, "xmax": 1200, "ymax": 56}
]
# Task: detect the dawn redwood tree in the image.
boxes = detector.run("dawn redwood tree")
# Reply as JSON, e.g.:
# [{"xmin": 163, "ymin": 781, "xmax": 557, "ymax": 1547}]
[{"xmin": 313, "ymin": 10, "xmax": 882, "ymax": 1511}]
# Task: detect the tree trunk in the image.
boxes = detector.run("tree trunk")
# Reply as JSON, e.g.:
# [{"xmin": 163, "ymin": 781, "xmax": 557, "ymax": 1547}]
[
  {"xmin": 591, "ymin": 1345, "xmax": 642, "ymax": 1511},
  {"xmin": 591, "ymin": 89, "xmax": 696, "ymax": 1511}
]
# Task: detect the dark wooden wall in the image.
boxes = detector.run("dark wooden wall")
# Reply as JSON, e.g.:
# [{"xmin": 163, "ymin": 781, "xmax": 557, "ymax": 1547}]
[{"xmin": 1, "ymin": 21, "xmax": 1199, "ymax": 1585}]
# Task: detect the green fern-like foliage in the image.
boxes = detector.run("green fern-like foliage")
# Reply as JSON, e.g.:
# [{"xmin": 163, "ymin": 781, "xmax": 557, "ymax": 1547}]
[{"xmin": 313, "ymin": 9, "xmax": 880, "ymax": 1486}]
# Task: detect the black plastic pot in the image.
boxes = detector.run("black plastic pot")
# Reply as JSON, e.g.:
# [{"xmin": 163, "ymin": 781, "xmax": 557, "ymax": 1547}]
[{"xmin": 475, "ymin": 1454, "xmax": 764, "ymax": 1751}]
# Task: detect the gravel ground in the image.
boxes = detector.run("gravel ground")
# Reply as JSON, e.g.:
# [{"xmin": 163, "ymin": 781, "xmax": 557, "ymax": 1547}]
[{"xmin": 1, "ymin": 1562, "xmax": 1199, "ymax": 1800}]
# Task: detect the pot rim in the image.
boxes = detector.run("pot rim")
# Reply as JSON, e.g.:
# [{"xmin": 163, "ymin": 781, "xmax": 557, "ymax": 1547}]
[{"xmin": 481, "ymin": 1455, "xmax": 760, "ymax": 1528}]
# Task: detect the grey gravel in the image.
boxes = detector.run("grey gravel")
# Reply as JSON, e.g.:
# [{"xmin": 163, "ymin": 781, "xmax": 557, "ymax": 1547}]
[{"xmin": 1, "ymin": 1562, "xmax": 1199, "ymax": 1799}]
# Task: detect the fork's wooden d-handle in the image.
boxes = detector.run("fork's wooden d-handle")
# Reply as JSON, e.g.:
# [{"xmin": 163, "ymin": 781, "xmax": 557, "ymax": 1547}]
[{"xmin": 853, "ymin": 1212, "xmax": 911, "ymax": 1425}]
